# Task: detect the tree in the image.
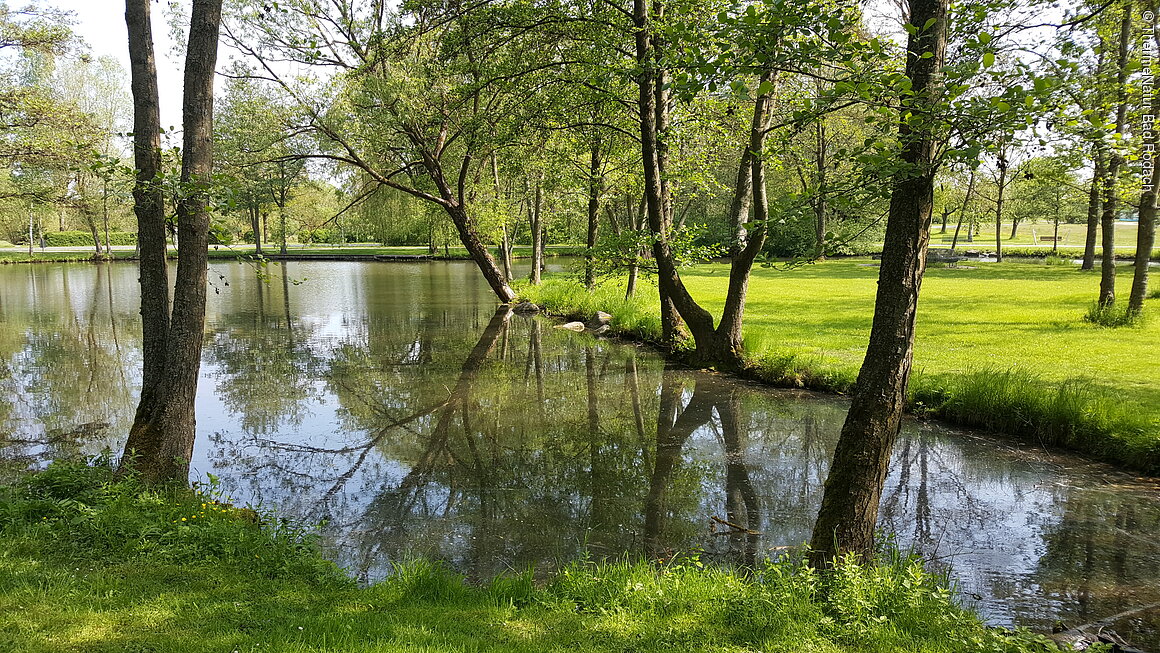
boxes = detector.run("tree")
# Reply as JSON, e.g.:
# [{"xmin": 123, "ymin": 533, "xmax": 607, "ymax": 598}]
[
  {"xmin": 808, "ymin": 0, "xmax": 947, "ymax": 565},
  {"xmin": 119, "ymin": 0, "xmax": 224, "ymax": 484},
  {"xmin": 1128, "ymin": 25, "xmax": 1160, "ymax": 316}
]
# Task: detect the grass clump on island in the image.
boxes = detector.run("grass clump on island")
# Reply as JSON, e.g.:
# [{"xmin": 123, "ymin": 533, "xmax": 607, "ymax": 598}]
[
  {"xmin": 0, "ymin": 461, "xmax": 1061, "ymax": 653},
  {"xmin": 516, "ymin": 258, "xmax": 1160, "ymax": 474}
]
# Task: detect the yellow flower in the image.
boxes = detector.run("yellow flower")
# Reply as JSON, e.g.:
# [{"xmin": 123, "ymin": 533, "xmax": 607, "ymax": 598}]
[{"xmin": 181, "ymin": 517, "xmax": 187, "ymax": 521}]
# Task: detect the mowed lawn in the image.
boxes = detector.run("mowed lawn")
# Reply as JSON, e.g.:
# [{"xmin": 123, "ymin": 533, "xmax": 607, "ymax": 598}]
[{"xmin": 677, "ymin": 258, "xmax": 1160, "ymax": 414}]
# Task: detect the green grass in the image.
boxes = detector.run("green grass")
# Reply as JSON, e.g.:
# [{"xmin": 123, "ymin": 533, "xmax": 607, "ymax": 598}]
[
  {"xmin": 0, "ymin": 462, "xmax": 1062, "ymax": 653},
  {"xmin": 519, "ymin": 258, "xmax": 1160, "ymax": 474},
  {"xmin": 0, "ymin": 250, "xmax": 138, "ymax": 264}
]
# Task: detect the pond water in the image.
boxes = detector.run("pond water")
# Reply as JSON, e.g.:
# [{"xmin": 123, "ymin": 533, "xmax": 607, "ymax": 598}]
[{"xmin": 2, "ymin": 260, "xmax": 1159, "ymax": 647}]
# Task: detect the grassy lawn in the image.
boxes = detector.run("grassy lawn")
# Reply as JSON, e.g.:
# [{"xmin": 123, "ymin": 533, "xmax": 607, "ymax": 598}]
[
  {"xmin": 521, "ymin": 258, "xmax": 1160, "ymax": 473},
  {"xmin": 926, "ymin": 219, "xmax": 1142, "ymax": 250},
  {"xmin": 0, "ymin": 464, "xmax": 1058, "ymax": 653}
]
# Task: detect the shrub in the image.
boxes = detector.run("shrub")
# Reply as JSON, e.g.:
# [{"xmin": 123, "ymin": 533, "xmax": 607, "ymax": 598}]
[{"xmin": 43, "ymin": 231, "xmax": 137, "ymax": 247}]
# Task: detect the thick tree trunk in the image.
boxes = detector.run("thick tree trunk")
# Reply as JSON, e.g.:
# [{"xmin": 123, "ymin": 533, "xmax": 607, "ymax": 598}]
[
  {"xmin": 725, "ymin": 147, "xmax": 753, "ymax": 258},
  {"xmin": 1009, "ymin": 217, "xmax": 1020, "ymax": 239},
  {"xmin": 1100, "ymin": 8, "xmax": 1132, "ymax": 308},
  {"xmin": 809, "ymin": 0, "xmax": 945, "ymax": 566},
  {"xmin": 122, "ymin": 0, "xmax": 169, "ymax": 468},
  {"xmin": 448, "ymin": 202, "xmax": 516, "ymax": 302},
  {"xmin": 122, "ymin": 0, "xmax": 222, "ymax": 484}
]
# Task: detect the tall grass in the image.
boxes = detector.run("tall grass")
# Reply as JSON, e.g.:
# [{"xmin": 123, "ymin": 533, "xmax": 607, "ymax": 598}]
[
  {"xmin": 1083, "ymin": 302, "xmax": 1147, "ymax": 328},
  {"xmin": 0, "ymin": 464, "xmax": 1062, "ymax": 653},
  {"xmin": 911, "ymin": 370, "xmax": 1157, "ymax": 471}
]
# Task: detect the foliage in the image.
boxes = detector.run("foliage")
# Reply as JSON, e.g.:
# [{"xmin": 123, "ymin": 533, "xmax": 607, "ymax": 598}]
[
  {"xmin": 42, "ymin": 230, "xmax": 136, "ymax": 247},
  {"xmin": 1083, "ymin": 302, "xmax": 1147, "ymax": 329}
]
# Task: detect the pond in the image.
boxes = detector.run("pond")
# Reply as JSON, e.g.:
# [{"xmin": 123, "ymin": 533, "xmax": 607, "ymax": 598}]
[{"xmin": 2, "ymin": 260, "xmax": 1158, "ymax": 647}]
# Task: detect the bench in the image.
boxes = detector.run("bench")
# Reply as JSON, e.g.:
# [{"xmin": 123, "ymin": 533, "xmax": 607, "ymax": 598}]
[{"xmin": 1039, "ymin": 236, "xmax": 1063, "ymax": 242}]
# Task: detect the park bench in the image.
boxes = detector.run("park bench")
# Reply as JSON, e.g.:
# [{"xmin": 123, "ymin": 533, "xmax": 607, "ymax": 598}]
[{"xmin": 1038, "ymin": 236, "xmax": 1063, "ymax": 243}]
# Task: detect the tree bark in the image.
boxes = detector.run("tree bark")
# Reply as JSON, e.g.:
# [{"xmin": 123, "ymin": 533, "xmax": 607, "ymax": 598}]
[
  {"xmin": 950, "ymin": 168, "xmax": 976, "ymax": 253},
  {"xmin": 994, "ymin": 158, "xmax": 1007, "ymax": 263},
  {"xmin": 121, "ymin": 0, "xmax": 222, "ymax": 484},
  {"xmin": 725, "ymin": 147, "xmax": 753, "ymax": 258},
  {"xmin": 1083, "ymin": 152, "xmax": 1103, "ymax": 270},
  {"xmin": 585, "ymin": 135, "xmax": 603, "ymax": 290},
  {"xmin": 1129, "ymin": 30, "xmax": 1160, "ymax": 316},
  {"xmin": 530, "ymin": 177, "xmax": 543, "ymax": 285},
  {"xmin": 1099, "ymin": 8, "xmax": 1132, "ymax": 308},
  {"xmin": 808, "ymin": 0, "xmax": 945, "ymax": 566},
  {"xmin": 122, "ymin": 0, "xmax": 169, "ymax": 463}
]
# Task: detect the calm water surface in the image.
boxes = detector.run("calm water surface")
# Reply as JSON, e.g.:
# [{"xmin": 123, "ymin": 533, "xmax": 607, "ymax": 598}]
[{"xmin": 1, "ymin": 260, "xmax": 1158, "ymax": 647}]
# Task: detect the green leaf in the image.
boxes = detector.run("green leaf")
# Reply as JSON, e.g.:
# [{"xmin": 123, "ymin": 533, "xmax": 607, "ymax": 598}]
[
  {"xmin": 983, "ymin": 52, "xmax": 995, "ymax": 68},
  {"xmin": 978, "ymin": 32, "xmax": 992, "ymax": 45}
]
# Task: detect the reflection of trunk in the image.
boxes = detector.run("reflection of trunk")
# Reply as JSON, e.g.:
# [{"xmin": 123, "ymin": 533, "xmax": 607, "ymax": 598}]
[
  {"xmin": 1099, "ymin": 9, "xmax": 1131, "ymax": 308},
  {"xmin": 644, "ymin": 373, "xmax": 716, "ymax": 556},
  {"xmin": 809, "ymin": 0, "xmax": 945, "ymax": 566},
  {"xmin": 625, "ymin": 354, "xmax": 648, "ymax": 464},
  {"xmin": 720, "ymin": 387, "xmax": 759, "ymax": 568},
  {"xmin": 121, "ymin": 0, "xmax": 223, "ymax": 485},
  {"xmin": 586, "ymin": 345, "xmax": 613, "ymax": 534}
]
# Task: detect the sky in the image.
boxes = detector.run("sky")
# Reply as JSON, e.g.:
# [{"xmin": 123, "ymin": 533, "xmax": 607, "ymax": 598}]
[{"xmin": 54, "ymin": 0, "xmax": 186, "ymax": 129}]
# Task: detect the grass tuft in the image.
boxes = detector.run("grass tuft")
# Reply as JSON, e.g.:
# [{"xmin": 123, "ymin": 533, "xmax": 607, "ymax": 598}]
[
  {"xmin": 1083, "ymin": 302, "xmax": 1146, "ymax": 328},
  {"xmin": 1042, "ymin": 254, "xmax": 1071, "ymax": 266}
]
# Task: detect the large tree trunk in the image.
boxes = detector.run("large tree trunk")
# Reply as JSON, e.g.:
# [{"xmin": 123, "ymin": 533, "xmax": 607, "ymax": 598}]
[
  {"xmin": 1100, "ymin": 8, "xmax": 1132, "ymax": 308},
  {"xmin": 120, "ymin": 0, "xmax": 222, "ymax": 484},
  {"xmin": 725, "ymin": 146, "xmax": 753, "ymax": 258},
  {"xmin": 122, "ymin": 0, "xmax": 169, "ymax": 465},
  {"xmin": 808, "ymin": 0, "xmax": 945, "ymax": 566}
]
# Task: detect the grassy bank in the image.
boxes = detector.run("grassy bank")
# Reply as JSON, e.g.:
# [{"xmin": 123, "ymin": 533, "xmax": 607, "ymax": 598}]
[
  {"xmin": 517, "ymin": 258, "xmax": 1160, "ymax": 474},
  {"xmin": 0, "ymin": 250, "xmax": 138, "ymax": 264},
  {"xmin": 0, "ymin": 462, "xmax": 1061, "ymax": 653}
]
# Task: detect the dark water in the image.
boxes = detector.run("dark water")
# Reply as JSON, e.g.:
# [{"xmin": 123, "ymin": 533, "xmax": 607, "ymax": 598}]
[{"xmin": 2, "ymin": 260, "xmax": 1158, "ymax": 647}]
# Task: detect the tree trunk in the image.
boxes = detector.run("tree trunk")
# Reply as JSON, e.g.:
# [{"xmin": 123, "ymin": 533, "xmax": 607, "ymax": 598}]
[
  {"xmin": 122, "ymin": 0, "xmax": 169, "ymax": 459},
  {"xmin": 250, "ymin": 205, "xmax": 262, "ymax": 255},
  {"xmin": 120, "ymin": 0, "xmax": 222, "ymax": 485},
  {"xmin": 725, "ymin": 146, "xmax": 753, "ymax": 258},
  {"xmin": 585, "ymin": 136, "xmax": 603, "ymax": 290},
  {"xmin": 530, "ymin": 177, "xmax": 543, "ymax": 285},
  {"xmin": 950, "ymin": 168, "xmax": 976, "ymax": 253},
  {"xmin": 712, "ymin": 70, "xmax": 776, "ymax": 369},
  {"xmin": 1100, "ymin": 7, "xmax": 1132, "ymax": 308},
  {"xmin": 1083, "ymin": 153, "xmax": 1103, "ymax": 270},
  {"xmin": 808, "ymin": 0, "xmax": 945, "ymax": 567},
  {"xmin": 815, "ymin": 118, "xmax": 827, "ymax": 257},
  {"xmin": 1129, "ymin": 32, "xmax": 1160, "ymax": 316},
  {"xmin": 994, "ymin": 160, "xmax": 1006, "ymax": 263},
  {"xmin": 1008, "ymin": 217, "xmax": 1020, "ymax": 239}
]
